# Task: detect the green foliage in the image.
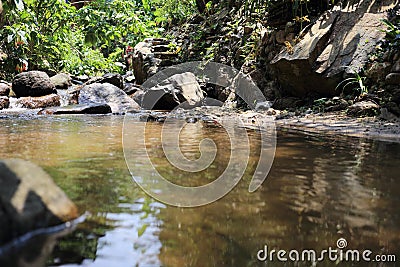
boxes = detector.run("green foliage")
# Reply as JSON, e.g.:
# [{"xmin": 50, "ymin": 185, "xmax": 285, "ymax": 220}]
[
  {"xmin": 336, "ymin": 68, "xmax": 368, "ymax": 97},
  {"xmin": 381, "ymin": 18, "xmax": 400, "ymax": 48}
]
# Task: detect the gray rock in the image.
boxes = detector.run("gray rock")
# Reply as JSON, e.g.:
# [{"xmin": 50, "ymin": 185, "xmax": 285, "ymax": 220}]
[
  {"xmin": 101, "ymin": 73, "xmax": 124, "ymax": 88},
  {"xmin": 272, "ymin": 97, "xmax": 303, "ymax": 110},
  {"xmin": 0, "ymin": 83, "xmax": 10, "ymax": 96},
  {"xmin": 0, "ymin": 159, "xmax": 78, "ymax": 245},
  {"xmin": 50, "ymin": 73, "xmax": 72, "ymax": 89},
  {"xmin": 391, "ymin": 59, "xmax": 400, "ymax": 73},
  {"xmin": 14, "ymin": 94, "xmax": 61, "ymax": 109},
  {"xmin": 385, "ymin": 73, "xmax": 400, "ymax": 85},
  {"xmin": 0, "ymin": 96, "xmax": 9, "ymax": 110},
  {"xmin": 12, "ymin": 71, "xmax": 56, "ymax": 97},
  {"xmin": 270, "ymin": 4, "xmax": 389, "ymax": 96},
  {"xmin": 141, "ymin": 72, "xmax": 204, "ymax": 110},
  {"xmin": 347, "ymin": 101, "xmax": 380, "ymax": 117},
  {"xmin": 39, "ymin": 103, "xmax": 112, "ymax": 115},
  {"xmin": 78, "ymin": 83, "xmax": 140, "ymax": 113}
]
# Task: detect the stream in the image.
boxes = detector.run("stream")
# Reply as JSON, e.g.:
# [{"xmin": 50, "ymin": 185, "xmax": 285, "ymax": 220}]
[{"xmin": 0, "ymin": 114, "xmax": 399, "ymax": 266}]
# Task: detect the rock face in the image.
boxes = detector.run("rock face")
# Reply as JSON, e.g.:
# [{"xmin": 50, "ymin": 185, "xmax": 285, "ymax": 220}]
[
  {"xmin": 270, "ymin": 1, "xmax": 392, "ymax": 97},
  {"xmin": 0, "ymin": 96, "xmax": 9, "ymax": 110},
  {"xmin": 14, "ymin": 94, "xmax": 61, "ymax": 109},
  {"xmin": 12, "ymin": 71, "xmax": 56, "ymax": 97},
  {"xmin": 0, "ymin": 82, "xmax": 10, "ymax": 96},
  {"xmin": 50, "ymin": 73, "xmax": 72, "ymax": 89},
  {"xmin": 141, "ymin": 72, "xmax": 204, "ymax": 110},
  {"xmin": 39, "ymin": 103, "xmax": 112, "ymax": 115},
  {"xmin": 132, "ymin": 38, "xmax": 178, "ymax": 84},
  {"xmin": 0, "ymin": 159, "xmax": 78, "ymax": 245},
  {"xmin": 78, "ymin": 83, "xmax": 140, "ymax": 113}
]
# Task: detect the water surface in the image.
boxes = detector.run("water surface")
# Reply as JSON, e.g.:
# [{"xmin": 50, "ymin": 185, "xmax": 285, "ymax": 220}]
[{"xmin": 0, "ymin": 115, "xmax": 399, "ymax": 266}]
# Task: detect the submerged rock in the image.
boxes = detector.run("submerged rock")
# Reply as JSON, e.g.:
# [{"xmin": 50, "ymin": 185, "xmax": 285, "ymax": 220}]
[
  {"xmin": 12, "ymin": 71, "xmax": 56, "ymax": 97},
  {"xmin": 78, "ymin": 83, "xmax": 140, "ymax": 113},
  {"xmin": 39, "ymin": 103, "xmax": 112, "ymax": 115},
  {"xmin": 14, "ymin": 94, "xmax": 61, "ymax": 109},
  {"xmin": 0, "ymin": 83, "xmax": 10, "ymax": 96},
  {"xmin": 0, "ymin": 159, "xmax": 78, "ymax": 245},
  {"xmin": 141, "ymin": 72, "xmax": 204, "ymax": 110}
]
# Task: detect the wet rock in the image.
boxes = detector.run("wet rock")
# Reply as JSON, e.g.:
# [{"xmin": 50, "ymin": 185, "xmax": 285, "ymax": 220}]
[
  {"xmin": 50, "ymin": 73, "xmax": 72, "ymax": 89},
  {"xmin": 141, "ymin": 72, "xmax": 204, "ymax": 110},
  {"xmin": 84, "ymin": 73, "xmax": 124, "ymax": 89},
  {"xmin": 391, "ymin": 59, "xmax": 400, "ymax": 73},
  {"xmin": 0, "ymin": 159, "xmax": 78, "ymax": 245},
  {"xmin": 272, "ymin": 97, "xmax": 303, "ymax": 110},
  {"xmin": 131, "ymin": 89, "xmax": 145, "ymax": 106},
  {"xmin": 12, "ymin": 71, "xmax": 56, "ymax": 97},
  {"xmin": 270, "ymin": 4, "xmax": 389, "ymax": 96},
  {"xmin": 324, "ymin": 98, "xmax": 349, "ymax": 112},
  {"xmin": 123, "ymin": 83, "xmax": 141, "ymax": 95},
  {"xmin": 0, "ymin": 96, "xmax": 9, "ymax": 110},
  {"xmin": 78, "ymin": 83, "xmax": 140, "ymax": 113},
  {"xmin": 0, "ymin": 83, "xmax": 10, "ymax": 96},
  {"xmin": 385, "ymin": 101, "xmax": 400, "ymax": 116},
  {"xmin": 39, "ymin": 103, "xmax": 112, "ymax": 115},
  {"xmin": 347, "ymin": 101, "xmax": 380, "ymax": 117},
  {"xmin": 14, "ymin": 94, "xmax": 61, "ymax": 109},
  {"xmin": 255, "ymin": 101, "xmax": 272, "ymax": 111},
  {"xmin": 385, "ymin": 73, "xmax": 400, "ymax": 85}
]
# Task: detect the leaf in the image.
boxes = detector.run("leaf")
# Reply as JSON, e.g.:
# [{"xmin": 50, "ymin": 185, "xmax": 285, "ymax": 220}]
[
  {"xmin": 137, "ymin": 224, "xmax": 148, "ymax": 237},
  {"xmin": 14, "ymin": 0, "xmax": 24, "ymax": 11},
  {"xmin": 7, "ymin": 34, "xmax": 14, "ymax": 43}
]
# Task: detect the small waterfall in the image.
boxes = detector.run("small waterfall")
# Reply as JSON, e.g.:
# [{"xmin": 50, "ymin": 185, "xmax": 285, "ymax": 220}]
[{"xmin": 57, "ymin": 89, "xmax": 70, "ymax": 107}]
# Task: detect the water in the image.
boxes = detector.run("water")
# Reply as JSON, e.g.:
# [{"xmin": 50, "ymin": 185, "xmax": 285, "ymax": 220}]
[{"xmin": 0, "ymin": 115, "xmax": 399, "ymax": 266}]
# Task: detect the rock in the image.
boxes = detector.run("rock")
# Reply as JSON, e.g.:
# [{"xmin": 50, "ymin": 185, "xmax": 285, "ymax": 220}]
[
  {"xmin": 123, "ymin": 83, "xmax": 140, "ymax": 95},
  {"xmin": 14, "ymin": 94, "xmax": 61, "ymax": 109},
  {"xmin": 0, "ymin": 83, "xmax": 10, "ymax": 96},
  {"xmin": 39, "ymin": 103, "xmax": 112, "ymax": 115},
  {"xmin": 324, "ymin": 98, "xmax": 349, "ymax": 112},
  {"xmin": 78, "ymin": 83, "xmax": 140, "ymax": 113},
  {"xmin": 275, "ymin": 30, "xmax": 286, "ymax": 44},
  {"xmin": 101, "ymin": 73, "xmax": 124, "ymax": 88},
  {"xmin": 132, "ymin": 38, "xmax": 177, "ymax": 84},
  {"xmin": 0, "ymin": 96, "xmax": 9, "ymax": 110},
  {"xmin": 270, "ymin": 3, "xmax": 389, "ymax": 96},
  {"xmin": 12, "ymin": 71, "xmax": 56, "ymax": 97},
  {"xmin": 0, "ymin": 159, "xmax": 78, "ymax": 245},
  {"xmin": 365, "ymin": 62, "xmax": 391, "ymax": 82},
  {"xmin": 385, "ymin": 102, "xmax": 400, "ymax": 116},
  {"xmin": 272, "ymin": 97, "xmax": 303, "ymax": 110},
  {"xmin": 50, "ymin": 73, "xmax": 72, "ymax": 89},
  {"xmin": 255, "ymin": 101, "xmax": 272, "ymax": 111},
  {"xmin": 347, "ymin": 101, "xmax": 380, "ymax": 117},
  {"xmin": 131, "ymin": 89, "xmax": 145, "ymax": 106},
  {"xmin": 141, "ymin": 72, "xmax": 204, "ymax": 110},
  {"xmin": 391, "ymin": 59, "xmax": 400, "ymax": 73},
  {"xmin": 385, "ymin": 73, "xmax": 400, "ymax": 85}
]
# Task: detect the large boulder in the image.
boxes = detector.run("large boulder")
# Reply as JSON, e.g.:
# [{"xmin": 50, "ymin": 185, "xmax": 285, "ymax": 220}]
[
  {"xmin": 84, "ymin": 73, "xmax": 124, "ymax": 89},
  {"xmin": 270, "ymin": 0, "xmax": 394, "ymax": 97},
  {"xmin": 78, "ymin": 83, "xmax": 140, "ymax": 113},
  {"xmin": 14, "ymin": 94, "xmax": 61, "ymax": 109},
  {"xmin": 12, "ymin": 71, "xmax": 56, "ymax": 97},
  {"xmin": 0, "ymin": 159, "xmax": 78, "ymax": 245},
  {"xmin": 50, "ymin": 73, "xmax": 72, "ymax": 89},
  {"xmin": 140, "ymin": 72, "xmax": 204, "ymax": 110}
]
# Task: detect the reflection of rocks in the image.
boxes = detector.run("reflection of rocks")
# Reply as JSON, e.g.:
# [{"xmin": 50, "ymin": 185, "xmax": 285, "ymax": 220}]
[
  {"xmin": 14, "ymin": 94, "xmax": 61, "ymax": 109},
  {"xmin": 0, "ymin": 159, "xmax": 78, "ymax": 245},
  {"xmin": 0, "ymin": 96, "xmax": 9, "ymax": 110},
  {"xmin": 39, "ymin": 103, "xmax": 112, "ymax": 115},
  {"xmin": 50, "ymin": 73, "xmax": 72, "ymax": 89},
  {"xmin": 78, "ymin": 83, "xmax": 140, "ymax": 113},
  {"xmin": 12, "ymin": 71, "xmax": 56, "ymax": 97},
  {"xmin": 141, "ymin": 72, "xmax": 204, "ymax": 110}
]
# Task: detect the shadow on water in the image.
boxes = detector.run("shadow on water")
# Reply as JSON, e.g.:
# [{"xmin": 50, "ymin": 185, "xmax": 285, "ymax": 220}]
[{"xmin": 0, "ymin": 115, "xmax": 399, "ymax": 266}]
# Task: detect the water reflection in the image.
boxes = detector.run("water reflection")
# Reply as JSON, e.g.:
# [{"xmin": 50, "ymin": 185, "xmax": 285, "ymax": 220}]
[{"xmin": 0, "ymin": 116, "xmax": 399, "ymax": 266}]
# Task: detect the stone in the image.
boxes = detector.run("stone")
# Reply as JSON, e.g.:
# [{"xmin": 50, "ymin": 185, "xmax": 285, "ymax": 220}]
[
  {"xmin": 123, "ymin": 83, "xmax": 141, "ymax": 95},
  {"xmin": 347, "ymin": 101, "xmax": 380, "ymax": 117},
  {"xmin": 78, "ymin": 83, "xmax": 140, "ymax": 113},
  {"xmin": 12, "ymin": 71, "xmax": 56, "ymax": 97},
  {"xmin": 0, "ymin": 159, "xmax": 78, "ymax": 245},
  {"xmin": 385, "ymin": 73, "xmax": 400, "ymax": 85},
  {"xmin": 275, "ymin": 30, "xmax": 286, "ymax": 44},
  {"xmin": 84, "ymin": 73, "xmax": 124, "ymax": 89},
  {"xmin": 365, "ymin": 62, "xmax": 392, "ymax": 81},
  {"xmin": 391, "ymin": 59, "xmax": 400, "ymax": 73},
  {"xmin": 141, "ymin": 72, "xmax": 204, "ymax": 110},
  {"xmin": 270, "ymin": 3, "xmax": 389, "ymax": 96},
  {"xmin": 14, "ymin": 94, "xmax": 61, "ymax": 109},
  {"xmin": 272, "ymin": 97, "xmax": 303, "ymax": 110},
  {"xmin": 325, "ymin": 98, "xmax": 349, "ymax": 112},
  {"xmin": 39, "ymin": 103, "xmax": 112, "ymax": 115},
  {"xmin": 50, "ymin": 73, "xmax": 72, "ymax": 89},
  {"xmin": 0, "ymin": 83, "xmax": 10, "ymax": 96},
  {"xmin": 0, "ymin": 96, "xmax": 9, "ymax": 110}
]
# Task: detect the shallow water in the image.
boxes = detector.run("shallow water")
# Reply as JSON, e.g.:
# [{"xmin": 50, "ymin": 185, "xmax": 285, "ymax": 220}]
[{"xmin": 0, "ymin": 115, "xmax": 399, "ymax": 266}]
